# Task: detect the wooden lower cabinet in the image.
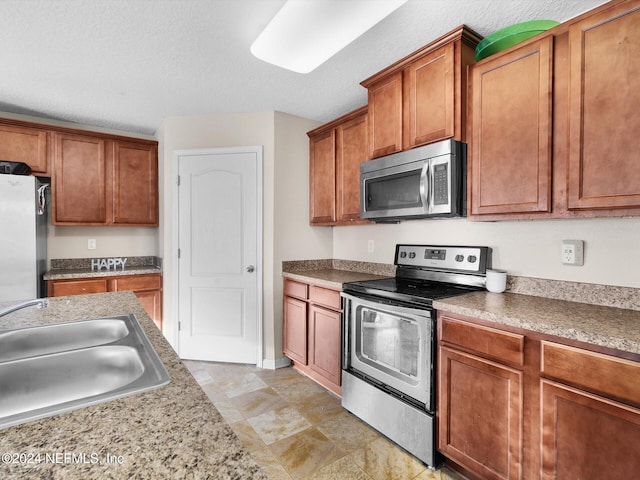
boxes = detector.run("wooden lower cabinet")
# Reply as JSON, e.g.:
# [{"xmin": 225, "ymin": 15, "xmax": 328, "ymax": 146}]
[
  {"xmin": 438, "ymin": 311, "xmax": 640, "ymax": 480},
  {"xmin": 282, "ymin": 278, "xmax": 342, "ymax": 395},
  {"xmin": 48, "ymin": 273, "xmax": 162, "ymax": 330}
]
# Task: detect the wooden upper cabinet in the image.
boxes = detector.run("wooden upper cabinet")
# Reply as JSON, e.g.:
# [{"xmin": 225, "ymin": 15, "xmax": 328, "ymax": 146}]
[
  {"xmin": 112, "ymin": 141, "xmax": 158, "ymax": 225},
  {"xmin": 568, "ymin": 3, "xmax": 640, "ymax": 210},
  {"xmin": 468, "ymin": 36, "xmax": 553, "ymax": 216},
  {"xmin": 336, "ymin": 111, "xmax": 368, "ymax": 223},
  {"xmin": 0, "ymin": 123, "xmax": 48, "ymax": 174},
  {"xmin": 405, "ymin": 43, "xmax": 455, "ymax": 148},
  {"xmin": 366, "ymin": 71, "xmax": 404, "ymax": 158},
  {"xmin": 52, "ymin": 132, "xmax": 158, "ymax": 226},
  {"xmin": 362, "ymin": 26, "xmax": 481, "ymax": 159},
  {"xmin": 308, "ymin": 106, "xmax": 369, "ymax": 226},
  {"xmin": 309, "ymin": 128, "xmax": 336, "ymax": 225},
  {"xmin": 52, "ymin": 132, "xmax": 107, "ymax": 224}
]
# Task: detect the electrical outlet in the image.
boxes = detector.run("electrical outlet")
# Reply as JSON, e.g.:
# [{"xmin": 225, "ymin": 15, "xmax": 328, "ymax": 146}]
[
  {"xmin": 561, "ymin": 240, "xmax": 584, "ymax": 266},
  {"xmin": 367, "ymin": 240, "xmax": 374, "ymax": 253},
  {"xmin": 88, "ymin": 239, "xmax": 97, "ymax": 250}
]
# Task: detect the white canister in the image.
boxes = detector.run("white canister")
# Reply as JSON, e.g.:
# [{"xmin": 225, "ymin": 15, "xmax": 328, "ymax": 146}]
[{"xmin": 486, "ymin": 269, "xmax": 507, "ymax": 293}]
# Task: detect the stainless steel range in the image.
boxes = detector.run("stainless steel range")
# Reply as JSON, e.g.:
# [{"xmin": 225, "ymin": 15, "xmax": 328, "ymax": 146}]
[{"xmin": 341, "ymin": 244, "xmax": 491, "ymax": 467}]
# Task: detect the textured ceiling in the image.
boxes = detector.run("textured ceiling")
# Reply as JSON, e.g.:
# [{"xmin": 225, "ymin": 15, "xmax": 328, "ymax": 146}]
[{"xmin": 0, "ymin": 0, "xmax": 608, "ymax": 135}]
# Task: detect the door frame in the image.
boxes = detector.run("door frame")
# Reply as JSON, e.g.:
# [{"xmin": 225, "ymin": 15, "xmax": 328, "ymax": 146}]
[{"xmin": 171, "ymin": 146, "xmax": 264, "ymax": 367}]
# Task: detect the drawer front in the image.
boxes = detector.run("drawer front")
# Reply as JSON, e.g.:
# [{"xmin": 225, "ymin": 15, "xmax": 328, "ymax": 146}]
[
  {"xmin": 541, "ymin": 341, "xmax": 640, "ymax": 406},
  {"xmin": 309, "ymin": 285, "xmax": 341, "ymax": 310},
  {"xmin": 111, "ymin": 274, "xmax": 162, "ymax": 292},
  {"xmin": 440, "ymin": 315, "xmax": 525, "ymax": 366},
  {"xmin": 50, "ymin": 279, "xmax": 108, "ymax": 297},
  {"xmin": 284, "ymin": 279, "xmax": 308, "ymax": 300}
]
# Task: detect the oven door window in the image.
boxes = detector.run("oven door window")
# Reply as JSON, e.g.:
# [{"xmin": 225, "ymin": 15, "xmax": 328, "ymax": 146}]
[{"xmin": 356, "ymin": 306, "xmax": 422, "ymax": 385}]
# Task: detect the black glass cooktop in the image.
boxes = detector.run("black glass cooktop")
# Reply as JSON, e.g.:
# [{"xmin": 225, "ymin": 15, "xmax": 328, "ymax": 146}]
[{"xmin": 342, "ymin": 277, "xmax": 480, "ymax": 308}]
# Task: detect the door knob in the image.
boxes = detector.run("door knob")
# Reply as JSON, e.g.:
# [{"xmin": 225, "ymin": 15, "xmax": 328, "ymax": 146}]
[{"xmin": 246, "ymin": 265, "xmax": 255, "ymax": 273}]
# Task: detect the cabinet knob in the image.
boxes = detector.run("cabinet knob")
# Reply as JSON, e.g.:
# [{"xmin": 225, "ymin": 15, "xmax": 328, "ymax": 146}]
[{"xmin": 246, "ymin": 265, "xmax": 255, "ymax": 273}]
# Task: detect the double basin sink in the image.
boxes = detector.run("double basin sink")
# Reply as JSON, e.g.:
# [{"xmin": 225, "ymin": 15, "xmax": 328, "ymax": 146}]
[{"xmin": 0, "ymin": 314, "xmax": 171, "ymax": 430}]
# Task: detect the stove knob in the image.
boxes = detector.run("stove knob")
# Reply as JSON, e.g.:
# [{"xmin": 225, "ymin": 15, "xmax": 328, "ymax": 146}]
[
  {"xmin": 400, "ymin": 251, "xmax": 407, "ymax": 258},
  {"xmin": 455, "ymin": 254, "xmax": 464, "ymax": 262},
  {"xmin": 467, "ymin": 255, "xmax": 477, "ymax": 263},
  {"xmin": 409, "ymin": 252, "xmax": 416, "ymax": 259}
]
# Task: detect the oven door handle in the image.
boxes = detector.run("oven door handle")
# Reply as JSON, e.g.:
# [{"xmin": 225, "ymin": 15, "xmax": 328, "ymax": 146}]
[{"xmin": 340, "ymin": 292, "xmax": 432, "ymax": 319}]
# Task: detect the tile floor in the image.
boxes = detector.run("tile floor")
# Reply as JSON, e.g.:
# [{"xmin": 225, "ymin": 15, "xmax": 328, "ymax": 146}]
[{"xmin": 183, "ymin": 360, "xmax": 465, "ymax": 480}]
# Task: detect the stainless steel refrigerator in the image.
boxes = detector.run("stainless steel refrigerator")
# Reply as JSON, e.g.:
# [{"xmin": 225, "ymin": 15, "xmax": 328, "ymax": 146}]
[{"xmin": 0, "ymin": 174, "xmax": 48, "ymax": 301}]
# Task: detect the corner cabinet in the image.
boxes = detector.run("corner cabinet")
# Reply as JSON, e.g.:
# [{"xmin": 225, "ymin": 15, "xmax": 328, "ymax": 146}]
[
  {"xmin": 282, "ymin": 278, "xmax": 342, "ymax": 395},
  {"xmin": 48, "ymin": 273, "xmax": 163, "ymax": 331},
  {"xmin": 362, "ymin": 25, "xmax": 481, "ymax": 159},
  {"xmin": 308, "ymin": 107, "xmax": 370, "ymax": 226},
  {"xmin": 468, "ymin": 0, "xmax": 640, "ymax": 221},
  {"xmin": 52, "ymin": 132, "xmax": 158, "ymax": 226}
]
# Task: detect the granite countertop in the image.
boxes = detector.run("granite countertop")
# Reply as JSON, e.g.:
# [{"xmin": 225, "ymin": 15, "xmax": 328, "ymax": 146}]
[
  {"xmin": 0, "ymin": 292, "xmax": 266, "ymax": 480},
  {"xmin": 283, "ymin": 268, "xmax": 389, "ymax": 290},
  {"xmin": 434, "ymin": 291, "xmax": 640, "ymax": 356}
]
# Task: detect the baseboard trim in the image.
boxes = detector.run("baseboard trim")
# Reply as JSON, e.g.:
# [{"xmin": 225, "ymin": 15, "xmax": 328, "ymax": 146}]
[{"xmin": 262, "ymin": 356, "xmax": 292, "ymax": 370}]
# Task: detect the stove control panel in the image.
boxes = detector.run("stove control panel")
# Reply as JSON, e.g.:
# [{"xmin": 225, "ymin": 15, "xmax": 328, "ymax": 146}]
[{"xmin": 395, "ymin": 245, "xmax": 490, "ymax": 273}]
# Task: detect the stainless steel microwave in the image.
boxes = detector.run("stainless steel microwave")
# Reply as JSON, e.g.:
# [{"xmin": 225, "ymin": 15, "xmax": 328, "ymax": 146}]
[{"xmin": 360, "ymin": 139, "xmax": 466, "ymax": 221}]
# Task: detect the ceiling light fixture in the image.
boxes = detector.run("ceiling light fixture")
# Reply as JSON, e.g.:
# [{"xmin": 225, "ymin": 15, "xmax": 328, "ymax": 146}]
[{"xmin": 250, "ymin": 0, "xmax": 408, "ymax": 74}]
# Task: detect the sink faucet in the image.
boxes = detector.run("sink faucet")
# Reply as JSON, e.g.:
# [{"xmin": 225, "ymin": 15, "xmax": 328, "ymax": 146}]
[{"xmin": 0, "ymin": 298, "xmax": 49, "ymax": 318}]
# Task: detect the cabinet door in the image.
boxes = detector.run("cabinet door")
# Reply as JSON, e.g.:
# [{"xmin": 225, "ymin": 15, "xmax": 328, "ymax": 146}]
[
  {"xmin": 52, "ymin": 133, "xmax": 107, "ymax": 224},
  {"xmin": 0, "ymin": 123, "xmax": 48, "ymax": 174},
  {"xmin": 439, "ymin": 346, "xmax": 523, "ymax": 480},
  {"xmin": 367, "ymin": 71, "xmax": 403, "ymax": 158},
  {"xmin": 112, "ymin": 141, "xmax": 158, "ymax": 225},
  {"xmin": 336, "ymin": 112, "xmax": 367, "ymax": 223},
  {"xmin": 469, "ymin": 37, "xmax": 553, "ymax": 216},
  {"xmin": 541, "ymin": 379, "xmax": 640, "ymax": 480},
  {"xmin": 405, "ymin": 43, "xmax": 454, "ymax": 148},
  {"xmin": 308, "ymin": 304, "xmax": 341, "ymax": 386},
  {"xmin": 134, "ymin": 290, "xmax": 162, "ymax": 331},
  {"xmin": 48, "ymin": 278, "xmax": 108, "ymax": 297},
  {"xmin": 283, "ymin": 295, "xmax": 308, "ymax": 364},
  {"xmin": 309, "ymin": 129, "xmax": 336, "ymax": 225},
  {"xmin": 568, "ymin": 4, "xmax": 640, "ymax": 210}
]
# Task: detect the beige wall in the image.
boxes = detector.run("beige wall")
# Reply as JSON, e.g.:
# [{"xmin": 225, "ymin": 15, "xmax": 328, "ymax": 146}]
[
  {"xmin": 333, "ymin": 216, "xmax": 640, "ymax": 288},
  {"xmin": 156, "ymin": 111, "xmax": 327, "ymax": 366}
]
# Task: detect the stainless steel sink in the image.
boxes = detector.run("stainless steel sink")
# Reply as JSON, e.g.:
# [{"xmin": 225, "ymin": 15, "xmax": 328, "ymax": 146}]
[
  {"xmin": 0, "ymin": 318, "xmax": 130, "ymax": 362},
  {"xmin": 0, "ymin": 314, "xmax": 170, "ymax": 430}
]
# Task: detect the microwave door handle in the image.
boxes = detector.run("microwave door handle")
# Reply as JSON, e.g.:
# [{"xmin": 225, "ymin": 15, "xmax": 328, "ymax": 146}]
[
  {"xmin": 419, "ymin": 161, "xmax": 430, "ymax": 210},
  {"xmin": 428, "ymin": 158, "xmax": 435, "ymax": 214}
]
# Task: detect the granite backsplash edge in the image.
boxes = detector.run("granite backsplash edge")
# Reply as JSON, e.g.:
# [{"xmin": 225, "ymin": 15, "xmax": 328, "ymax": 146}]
[{"xmin": 282, "ymin": 259, "xmax": 640, "ymax": 312}]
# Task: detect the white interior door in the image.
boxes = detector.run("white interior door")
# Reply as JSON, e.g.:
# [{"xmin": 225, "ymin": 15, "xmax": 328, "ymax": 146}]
[{"xmin": 176, "ymin": 147, "xmax": 262, "ymax": 364}]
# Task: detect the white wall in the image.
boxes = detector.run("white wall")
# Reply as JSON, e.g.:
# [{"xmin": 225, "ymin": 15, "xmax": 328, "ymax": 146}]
[
  {"xmin": 333, "ymin": 216, "xmax": 640, "ymax": 288},
  {"xmin": 156, "ymin": 111, "xmax": 329, "ymax": 365}
]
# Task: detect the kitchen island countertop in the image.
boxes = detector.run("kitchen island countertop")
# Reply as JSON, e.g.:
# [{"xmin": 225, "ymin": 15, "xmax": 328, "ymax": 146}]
[
  {"xmin": 434, "ymin": 291, "xmax": 640, "ymax": 356},
  {"xmin": 0, "ymin": 291, "xmax": 266, "ymax": 480}
]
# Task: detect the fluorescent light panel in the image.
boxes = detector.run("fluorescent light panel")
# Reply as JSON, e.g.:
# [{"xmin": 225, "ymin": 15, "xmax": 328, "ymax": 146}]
[{"xmin": 251, "ymin": 0, "xmax": 408, "ymax": 74}]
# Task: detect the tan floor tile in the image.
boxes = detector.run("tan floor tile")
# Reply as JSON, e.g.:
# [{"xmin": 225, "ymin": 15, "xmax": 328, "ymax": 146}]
[
  {"xmin": 230, "ymin": 387, "xmax": 288, "ymax": 419},
  {"xmin": 203, "ymin": 361, "xmax": 253, "ymax": 382},
  {"xmin": 291, "ymin": 391, "xmax": 344, "ymax": 425},
  {"xmin": 358, "ymin": 437, "xmax": 428, "ymax": 480},
  {"xmin": 317, "ymin": 411, "xmax": 381, "ymax": 452},
  {"xmin": 302, "ymin": 455, "xmax": 375, "ymax": 480},
  {"xmin": 250, "ymin": 447, "xmax": 294, "ymax": 480},
  {"xmin": 413, "ymin": 468, "xmax": 441, "ymax": 479},
  {"xmin": 199, "ymin": 381, "xmax": 228, "ymax": 403},
  {"xmin": 269, "ymin": 427, "xmax": 344, "ymax": 480},
  {"xmin": 216, "ymin": 372, "xmax": 269, "ymax": 398},
  {"xmin": 212, "ymin": 399, "xmax": 245, "ymax": 424},
  {"xmin": 271, "ymin": 376, "xmax": 329, "ymax": 402},
  {"xmin": 248, "ymin": 405, "xmax": 311, "ymax": 445},
  {"xmin": 254, "ymin": 366, "xmax": 303, "ymax": 384},
  {"xmin": 229, "ymin": 420, "xmax": 268, "ymax": 453}
]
